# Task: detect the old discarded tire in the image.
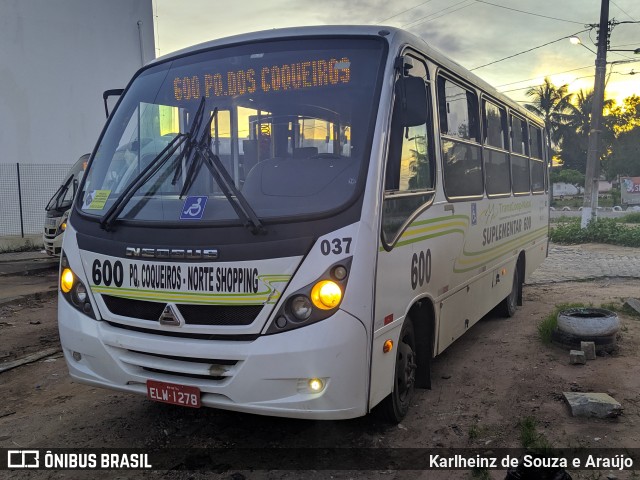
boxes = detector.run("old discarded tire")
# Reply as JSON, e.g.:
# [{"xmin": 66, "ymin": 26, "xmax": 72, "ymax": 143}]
[
  {"xmin": 557, "ymin": 308, "xmax": 619, "ymax": 337},
  {"xmin": 551, "ymin": 328, "xmax": 617, "ymax": 354}
]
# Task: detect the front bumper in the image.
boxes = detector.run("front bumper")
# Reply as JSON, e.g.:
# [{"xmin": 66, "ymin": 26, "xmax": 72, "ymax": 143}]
[{"xmin": 58, "ymin": 294, "xmax": 369, "ymax": 419}]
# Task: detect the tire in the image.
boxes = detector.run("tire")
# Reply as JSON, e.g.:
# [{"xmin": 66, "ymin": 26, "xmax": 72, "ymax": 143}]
[
  {"xmin": 551, "ymin": 328, "xmax": 617, "ymax": 354},
  {"xmin": 499, "ymin": 266, "xmax": 520, "ymax": 318},
  {"xmin": 557, "ymin": 308, "xmax": 619, "ymax": 337},
  {"xmin": 380, "ymin": 319, "xmax": 417, "ymax": 423}
]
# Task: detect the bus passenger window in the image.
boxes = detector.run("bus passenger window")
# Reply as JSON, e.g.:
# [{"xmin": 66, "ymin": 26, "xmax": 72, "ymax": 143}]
[
  {"xmin": 483, "ymin": 100, "xmax": 510, "ymax": 196},
  {"xmin": 438, "ymin": 77, "xmax": 482, "ymax": 199}
]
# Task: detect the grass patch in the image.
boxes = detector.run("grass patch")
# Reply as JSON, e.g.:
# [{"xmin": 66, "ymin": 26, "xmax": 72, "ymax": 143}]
[
  {"xmin": 550, "ymin": 218, "xmax": 640, "ymax": 247},
  {"xmin": 601, "ymin": 301, "xmax": 640, "ymax": 319},
  {"xmin": 618, "ymin": 212, "xmax": 640, "ymax": 224},
  {"xmin": 538, "ymin": 303, "xmax": 588, "ymax": 344},
  {"xmin": 519, "ymin": 417, "xmax": 552, "ymax": 452}
]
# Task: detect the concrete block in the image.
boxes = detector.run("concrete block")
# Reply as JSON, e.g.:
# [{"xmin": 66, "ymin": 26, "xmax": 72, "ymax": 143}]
[
  {"xmin": 569, "ymin": 350, "xmax": 586, "ymax": 365},
  {"xmin": 625, "ymin": 298, "xmax": 640, "ymax": 315},
  {"xmin": 563, "ymin": 392, "xmax": 623, "ymax": 418},
  {"xmin": 580, "ymin": 341, "xmax": 596, "ymax": 360}
]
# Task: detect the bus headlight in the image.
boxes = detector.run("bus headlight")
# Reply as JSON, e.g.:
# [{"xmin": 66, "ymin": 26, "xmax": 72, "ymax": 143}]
[
  {"xmin": 266, "ymin": 257, "xmax": 351, "ymax": 334},
  {"xmin": 311, "ymin": 280, "xmax": 342, "ymax": 310},
  {"xmin": 60, "ymin": 252, "xmax": 96, "ymax": 319},
  {"xmin": 290, "ymin": 295, "xmax": 313, "ymax": 320}
]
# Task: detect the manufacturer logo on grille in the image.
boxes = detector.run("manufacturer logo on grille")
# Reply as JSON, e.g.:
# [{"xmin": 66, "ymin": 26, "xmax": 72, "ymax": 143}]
[
  {"xmin": 125, "ymin": 247, "xmax": 218, "ymax": 260},
  {"xmin": 159, "ymin": 304, "xmax": 182, "ymax": 327}
]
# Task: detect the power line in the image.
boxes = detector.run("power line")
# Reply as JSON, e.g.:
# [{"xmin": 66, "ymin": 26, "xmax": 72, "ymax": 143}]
[
  {"xmin": 499, "ymin": 75, "xmax": 596, "ymax": 93},
  {"xmin": 495, "ymin": 66, "xmax": 594, "ymax": 87},
  {"xmin": 610, "ymin": 42, "xmax": 640, "ymax": 47},
  {"xmin": 474, "ymin": 0, "xmax": 587, "ymax": 25},
  {"xmin": 470, "ymin": 28, "xmax": 592, "ymax": 71},
  {"xmin": 376, "ymin": 0, "xmax": 434, "ymax": 23},
  {"xmin": 611, "ymin": 0, "xmax": 637, "ymax": 22},
  {"xmin": 402, "ymin": 0, "xmax": 475, "ymax": 29}
]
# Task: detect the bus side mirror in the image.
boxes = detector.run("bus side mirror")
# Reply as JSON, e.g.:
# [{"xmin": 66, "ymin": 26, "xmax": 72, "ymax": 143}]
[
  {"xmin": 397, "ymin": 77, "xmax": 427, "ymax": 127},
  {"xmin": 103, "ymin": 89, "xmax": 124, "ymax": 119}
]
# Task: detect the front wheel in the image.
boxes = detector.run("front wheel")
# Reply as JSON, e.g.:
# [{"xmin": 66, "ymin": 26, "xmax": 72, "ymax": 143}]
[
  {"xmin": 499, "ymin": 266, "xmax": 520, "ymax": 318},
  {"xmin": 380, "ymin": 319, "xmax": 417, "ymax": 423}
]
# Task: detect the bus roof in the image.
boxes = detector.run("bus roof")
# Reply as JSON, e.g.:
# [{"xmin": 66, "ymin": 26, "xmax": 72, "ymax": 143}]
[{"xmin": 150, "ymin": 25, "xmax": 542, "ymax": 127}]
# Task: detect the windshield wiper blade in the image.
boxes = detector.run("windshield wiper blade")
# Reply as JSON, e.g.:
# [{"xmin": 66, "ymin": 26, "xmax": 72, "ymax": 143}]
[
  {"xmin": 99, "ymin": 132, "xmax": 188, "ymax": 231},
  {"xmin": 178, "ymin": 108, "xmax": 215, "ymax": 198},
  {"xmin": 196, "ymin": 144, "xmax": 266, "ymax": 235},
  {"xmin": 178, "ymin": 107, "xmax": 265, "ymax": 235},
  {"xmin": 172, "ymin": 97, "xmax": 207, "ymax": 188}
]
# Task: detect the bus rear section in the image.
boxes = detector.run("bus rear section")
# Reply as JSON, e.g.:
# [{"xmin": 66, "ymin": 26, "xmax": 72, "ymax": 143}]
[{"xmin": 57, "ymin": 32, "xmax": 389, "ymax": 419}]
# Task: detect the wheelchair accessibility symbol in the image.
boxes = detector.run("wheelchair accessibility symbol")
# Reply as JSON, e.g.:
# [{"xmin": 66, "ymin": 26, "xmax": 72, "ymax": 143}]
[{"xmin": 180, "ymin": 196, "xmax": 208, "ymax": 220}]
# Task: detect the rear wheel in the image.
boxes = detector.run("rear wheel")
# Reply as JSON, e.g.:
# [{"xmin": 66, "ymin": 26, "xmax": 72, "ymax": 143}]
[
  {"xmin": 380, "ymin": 319, "xmax": 417, "ymax": 423},
  {"xmin": 500, "ymin": 266, "xmax": 520, "ymax": 318}
]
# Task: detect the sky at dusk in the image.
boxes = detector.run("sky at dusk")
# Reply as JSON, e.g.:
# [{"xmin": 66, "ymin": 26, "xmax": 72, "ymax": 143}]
[{"xmin": 152, "ymin": 0, "xmax": 640, "ymax": 108}]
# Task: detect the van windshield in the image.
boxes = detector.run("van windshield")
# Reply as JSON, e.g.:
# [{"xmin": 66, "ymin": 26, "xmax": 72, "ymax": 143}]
[{"xmin": 79, "ymin": 37, "xmax": 385, "ymax": 223}]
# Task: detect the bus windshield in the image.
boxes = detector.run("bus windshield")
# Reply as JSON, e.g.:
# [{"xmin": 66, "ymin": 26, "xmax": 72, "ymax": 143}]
[{"xmin": 80, "ymin": 38, "xmax": 385, "ymax": 224}]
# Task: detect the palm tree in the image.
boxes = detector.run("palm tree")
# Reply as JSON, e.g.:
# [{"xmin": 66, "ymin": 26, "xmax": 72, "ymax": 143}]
[
  {"xmin": 557, "ymin": 89, "xmax": 615, "ymax": 173},
  {"xmin": 524, "ymin": 77, "xmax": 573, "ymax": 147}
]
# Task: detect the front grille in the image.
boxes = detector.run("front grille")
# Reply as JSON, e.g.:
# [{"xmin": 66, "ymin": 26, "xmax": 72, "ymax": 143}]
[
  {"xmin": 128, "ymin": 350, "xmax": 238, "ymax": 366},
  {"xmin": 105, "ymin": 322, "xmax": 260, "ymax": 341},
  {"xmin": 102, "ymin": 295, "xmax": 263, "ymax": 326},
  {"xmin": 143, "ymin": 367, "xmax": 226, "ymax": 381},
  {"xmin": 115, "ymin": 349, "xmax": 240, "ymax": 383},
  {"xmin": 103, "ymin": 295, "xmax": 165, "ymax": 321},
  {"xmin": 177, "ymin": 304, "xmax": 262, "ymax": 326}
]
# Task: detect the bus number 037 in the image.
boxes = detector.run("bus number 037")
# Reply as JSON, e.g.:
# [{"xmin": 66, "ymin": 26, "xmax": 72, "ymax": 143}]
[
  {"xmin": 320, "ymin": 237, "xmax": 352, "ymax": 256},
  {"xmin": 411, "ymin": 249, "xmax": 431, "ymax": 290}
]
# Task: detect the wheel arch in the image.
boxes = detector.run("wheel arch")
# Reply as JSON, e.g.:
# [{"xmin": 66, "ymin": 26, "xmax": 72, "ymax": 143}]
[
  {"xmin": 516, "ymin": 250, "xmax": 526, "ymax": 306},
  {"xmin": 407, "ymin": 297, "xmax": 436, "ymax": 389}
]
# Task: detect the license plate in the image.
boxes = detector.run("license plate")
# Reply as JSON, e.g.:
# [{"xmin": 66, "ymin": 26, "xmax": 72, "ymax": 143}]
[{"xmin": 146, "ymin": 380, "xmax": 201, "ymax": 408}]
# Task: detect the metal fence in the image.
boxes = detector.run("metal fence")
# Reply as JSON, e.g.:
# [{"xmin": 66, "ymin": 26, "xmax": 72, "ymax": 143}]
[{"xmin": 0, "ymin": 163, "xmax": 72, "ymax": 237}]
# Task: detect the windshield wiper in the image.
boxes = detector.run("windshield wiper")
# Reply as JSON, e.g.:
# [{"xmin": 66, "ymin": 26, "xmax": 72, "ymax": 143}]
[
  {"xmin": 99, "ymin": 132, "xmax": 188, "ymax": 230},
  {"xmin": 179, "ymin": 108, "xmax": 266, "ymax": 235}
]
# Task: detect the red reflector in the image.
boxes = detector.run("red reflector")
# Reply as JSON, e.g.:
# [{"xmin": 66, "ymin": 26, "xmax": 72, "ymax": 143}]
[{"xmin": 384, "ymin": 314, "xmax": 393, "ymax": 325}]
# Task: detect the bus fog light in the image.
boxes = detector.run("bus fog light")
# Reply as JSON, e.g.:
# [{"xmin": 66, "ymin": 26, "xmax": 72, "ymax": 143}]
[
  {"xmin": 72, "ymin": 351, "xmax": 82, "ymax": 362},
  {"xmin": 275, "ymin": 316, "xmax": 288, "ymax": 328},
  {"xmin": 311, "ymin": 280, "xmax": 342, "ymax": 310},
  {"xmin": 308, "ymin": 378, "xmax": 324, "ymax": 392},
  {"xmin": 60, "ymin": 268, "xmax": 74, "ymax": 293},
  {"xmin": 290, "ymin": 295, "xmax": 312, "ymax": 320}
]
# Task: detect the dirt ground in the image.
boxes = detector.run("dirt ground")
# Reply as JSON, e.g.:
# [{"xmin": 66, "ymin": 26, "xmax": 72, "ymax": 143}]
[{"xmin": 1, "ymin": 278, "xmax": 640, "ymax": 480}]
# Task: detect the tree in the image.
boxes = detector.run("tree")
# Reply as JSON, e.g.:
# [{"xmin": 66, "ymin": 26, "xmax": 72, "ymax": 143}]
[
  {"xmin": 550, "ymin": 168, "xmax": 585, "ymax": 187},
  {"xmin": 557, "ymin": 89, "xmax": 615, "ymax": 174},
  {"xmin": 604, "ymin": 95, "xmax": 640, "ymax": 179},
  {"xmin": 524, "ymin": 77, "xmax": 573, "ymax": 148}
]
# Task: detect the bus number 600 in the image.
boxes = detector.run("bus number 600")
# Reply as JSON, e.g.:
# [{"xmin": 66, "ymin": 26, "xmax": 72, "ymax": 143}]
[{"xmin": 411, "ymin": 249, "xmax": 431, "ymax": 290}]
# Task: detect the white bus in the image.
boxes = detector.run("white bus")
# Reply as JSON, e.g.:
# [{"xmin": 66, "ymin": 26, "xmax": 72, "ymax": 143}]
[
  {"xmin": 44, "ymin": 154, "xmax": 89, "ymax": 256},
  {"xmin": 58, "ymin": 26, "xmax": 549, "ymax": 422}
]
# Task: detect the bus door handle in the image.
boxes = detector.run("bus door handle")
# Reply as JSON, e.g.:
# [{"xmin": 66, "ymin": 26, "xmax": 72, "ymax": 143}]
[{"xmin": 444, "ymin": 204, "xmax": 455, "ymax": 214}]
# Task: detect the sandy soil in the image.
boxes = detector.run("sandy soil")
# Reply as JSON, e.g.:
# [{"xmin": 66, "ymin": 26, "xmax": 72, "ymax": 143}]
[{"xmin": 1, "ymin": 279, "xmax": 640, "ymax": 480}]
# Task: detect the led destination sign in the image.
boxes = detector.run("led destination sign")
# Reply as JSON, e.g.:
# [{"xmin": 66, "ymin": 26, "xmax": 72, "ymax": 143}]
[{"xmin": 173, "ymin": 56, "xmax": 351, "ymax": 101}]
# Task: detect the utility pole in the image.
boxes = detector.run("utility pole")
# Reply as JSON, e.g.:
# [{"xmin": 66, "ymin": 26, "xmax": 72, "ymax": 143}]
[{"xmin": 581, "ymin": 0, "xmax": 610, "ymax": 228}]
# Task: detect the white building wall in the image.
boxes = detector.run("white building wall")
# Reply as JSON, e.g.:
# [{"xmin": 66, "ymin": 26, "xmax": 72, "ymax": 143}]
[{"xmin": 0, "ymin": 0, "xmax": 155, "ymax": 166}]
